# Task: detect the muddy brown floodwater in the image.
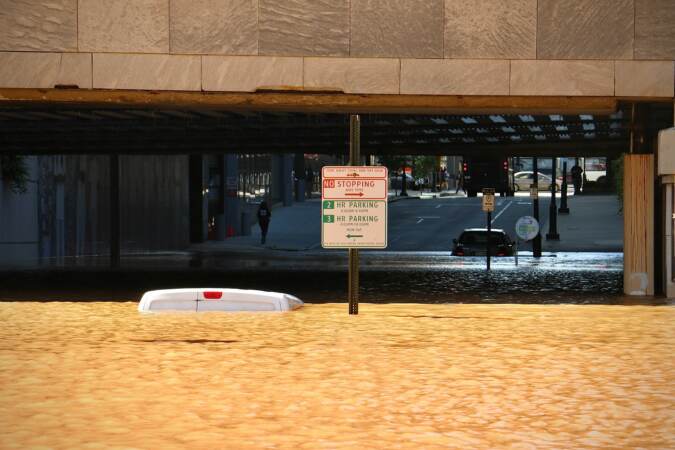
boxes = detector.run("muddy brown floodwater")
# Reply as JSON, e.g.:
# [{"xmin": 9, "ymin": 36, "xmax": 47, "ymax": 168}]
[{"xmin": 1, "ymin": 302, "xmax": 674, "ymax": 449}]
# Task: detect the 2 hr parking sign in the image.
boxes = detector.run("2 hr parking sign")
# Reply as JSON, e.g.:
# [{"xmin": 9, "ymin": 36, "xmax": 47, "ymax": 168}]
[{"xmin": 321, "ymin": 166, "xmax": 388, "ymax": 249}]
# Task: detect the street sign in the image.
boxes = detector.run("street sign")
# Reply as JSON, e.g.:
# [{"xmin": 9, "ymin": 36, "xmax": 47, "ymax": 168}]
[
  {"xmin": 482, "ymin": 188, "xmax": 495, "ymax": 212},
  {"xmin": 515, "ymin": 216, "xmax": 540, "ymax": 241},
  {"xmin": 321, "ymin": 166, "xmax": 387, "ymax": 200},
  {"xmin": 321, "ymin": 166, "xmax": 388, "ymax": 248}
]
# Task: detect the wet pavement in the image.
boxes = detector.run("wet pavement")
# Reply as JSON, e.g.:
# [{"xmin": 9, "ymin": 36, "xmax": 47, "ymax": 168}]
[{"xmin": 1, "ymin": 302, "xmax": 674, "ymax": 449}]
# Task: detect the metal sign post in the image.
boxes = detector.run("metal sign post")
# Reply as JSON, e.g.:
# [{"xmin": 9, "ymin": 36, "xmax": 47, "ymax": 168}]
[
  {"xmin": 321, "ymin": 122, "xmax": 388, "ymax": 315},
  {"xmin": 348, "ymin": 115, "xmax": 360, "ymax": 315},
  {"xmin": 482, "ymin": 188, "xmax": 495, "ymax": 270}
]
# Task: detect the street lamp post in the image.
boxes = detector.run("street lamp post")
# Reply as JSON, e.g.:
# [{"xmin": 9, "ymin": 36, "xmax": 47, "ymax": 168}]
[
  {"xmin": 559, "ymin": 161, "xmax": 570, "ymax": 214},
  {"xmin": 546, "ymin": 157, "xmax": 560, "ymax": 240},
  {"xmin": 532, "ymin": 157, "xmax": 542, "ymax": 257}
]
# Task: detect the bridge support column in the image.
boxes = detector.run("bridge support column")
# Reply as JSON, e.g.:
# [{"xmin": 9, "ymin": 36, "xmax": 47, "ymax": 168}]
[
  {"xmin": 658, "ymin": 127, "xmax": 675, "ymax": 298},
  {"xmin": 623, "ymin": 154, "xmax": 654, "ymax": 296},
  {"xmin": 281, "ymin": 154, "xmax": 294, "ymax": 207},
  {"xmin": 189, "ymin": 154, "xmax": 207, "ymax": 243},
  {"xmin": 224, "ymin": 154, "xmax": 241, "ymax": 237}
]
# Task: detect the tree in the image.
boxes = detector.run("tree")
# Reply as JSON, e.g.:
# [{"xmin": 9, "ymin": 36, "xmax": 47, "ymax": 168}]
[{"xmin": 0, "ymin": 155, "xmax": 29, "ymax": 194}]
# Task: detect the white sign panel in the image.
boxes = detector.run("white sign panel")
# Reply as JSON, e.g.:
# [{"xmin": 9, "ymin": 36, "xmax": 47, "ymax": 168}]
[
  {"xmin": 321, "ymin": 166, "xmax": 388, "ymax": 248},
  {"xmin": 321, "ymin": 166, "xmax": 387, "ymax": 200},
  {"xmin": 515, "ymin": 216, "xmax": 540, "ymax": 241},
  {"xmin": 322, "ymin": 200, "xmax": 387, "ymax": 248}
]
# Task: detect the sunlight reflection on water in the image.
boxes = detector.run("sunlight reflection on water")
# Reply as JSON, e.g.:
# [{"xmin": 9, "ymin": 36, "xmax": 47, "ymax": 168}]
[{"xmin": 1, "ymin": 302, "xmax": 674, "ymax": 449}]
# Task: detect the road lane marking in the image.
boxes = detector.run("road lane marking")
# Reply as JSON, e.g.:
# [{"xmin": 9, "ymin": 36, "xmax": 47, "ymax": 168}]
[
  {"xmin": 491, "ymin": 200, "xmax": 513, "ymax": 225},
  {"xmin": 416, "ymin": 216, "xmax": 441, "ymax": 224}
]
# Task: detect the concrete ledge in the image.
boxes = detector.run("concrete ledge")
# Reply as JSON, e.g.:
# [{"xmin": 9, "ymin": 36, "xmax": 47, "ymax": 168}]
[
  {"xmin": 304, "ymin": 58, "xmax": 400, "ymax": 95},
  {"xmin": 202, "ymin": 56, "xmax": 303, "ymax": 92},
  {"xmin": 510, "ymin": 60, "xmax": 615, "ymax": 96},
  {"xmin": 92, "ymin": 54, "xmax": 201, "ymax": 91},
  {"xmin": 615, "ymin": 61, "xmax": 674, "ymax": 97},
  {"xmin": 400, "ymin": 59, "xmax": 509, "ymax": 95},
  {"xmin": 0, "ymin": 52, "xmax": 91, "ymax": 89}
]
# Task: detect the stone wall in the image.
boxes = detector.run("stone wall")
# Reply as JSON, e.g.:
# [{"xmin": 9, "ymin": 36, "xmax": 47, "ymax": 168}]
[{"xmin": 0, "ymin": 0, "xmax": 673, "ymax": 97}]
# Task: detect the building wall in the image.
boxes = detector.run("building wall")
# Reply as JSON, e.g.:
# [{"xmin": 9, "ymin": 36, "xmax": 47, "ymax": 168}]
[
  {"xmin": 0, "ymin": 155, "xmax": 189, "ymax": 266},
  {"xmin": 120, "ymin": 155, "xmax": 190, "ymax": 252},
  {"xmin": 0, "ymin": 0, "xmax": 672, "ymax": 98},
  {"xmin": 0, "ymin": 156, "xmax": 39, "ymax": 266}
]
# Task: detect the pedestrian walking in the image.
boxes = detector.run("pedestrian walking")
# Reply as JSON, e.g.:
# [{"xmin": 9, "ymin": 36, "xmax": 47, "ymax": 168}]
[
  {"xmin": 440, "ymin": 167, "xmax": 448, "ymax": 190},
  {"xmin": 571, "ymin": 163, "xmax": 583, "ymax": 194},
  {"xmin": 455, "ymin": 170, "xmax": 466, "ymax": 194},
  {"xmin": 257, "ymin": 201, "xmax": 271, "ymax": 244}
]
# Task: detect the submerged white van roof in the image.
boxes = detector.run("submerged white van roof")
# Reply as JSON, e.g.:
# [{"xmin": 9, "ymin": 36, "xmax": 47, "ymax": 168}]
[{"xmin": 138, "ymin": 288, "xmax": 303, "ymax": 312}]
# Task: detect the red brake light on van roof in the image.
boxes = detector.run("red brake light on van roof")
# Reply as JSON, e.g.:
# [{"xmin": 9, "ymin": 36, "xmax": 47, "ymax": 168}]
[{"xmin": 204, "ymin": 291, "xmax": 223, "ymax": 300}]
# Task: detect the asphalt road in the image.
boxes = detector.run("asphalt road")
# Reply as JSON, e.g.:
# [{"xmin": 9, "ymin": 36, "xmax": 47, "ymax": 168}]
[{"xmin": 387, "ymin": 195, "xmax": 551, "ymax": 251}]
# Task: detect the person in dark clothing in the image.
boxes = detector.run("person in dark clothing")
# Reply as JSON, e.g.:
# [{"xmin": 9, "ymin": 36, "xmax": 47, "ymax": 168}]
[
  {"xmin": 571, "ymin": 164, "xmax": 583, "ymax": 194},
  {"xmin": 257, "ymin": 201, "xmax": 271, "ymax": 244}
]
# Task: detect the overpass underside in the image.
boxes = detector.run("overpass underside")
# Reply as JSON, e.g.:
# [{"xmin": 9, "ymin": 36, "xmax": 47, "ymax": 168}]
[
  {"xmin": 2, "ymin": 89, "xmax": 668, "ymax": 157},
  {"xmin": 0, "ymin": 89, "xmax": 672, "ymax": 298}
]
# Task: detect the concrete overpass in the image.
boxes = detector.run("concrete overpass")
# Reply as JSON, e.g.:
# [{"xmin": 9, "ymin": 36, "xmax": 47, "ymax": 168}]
[{"xmin": 0, "ymin": 0, "xmax": 673, "ymax": 297}]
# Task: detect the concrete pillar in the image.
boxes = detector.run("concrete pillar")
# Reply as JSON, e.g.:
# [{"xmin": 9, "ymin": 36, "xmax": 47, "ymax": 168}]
[
  {"xmin": 189, "ymin": 154, "xmax": 207, "ymax": 243},
  {"xmin": 664, "ymin": 182, "xmax": 674, "ymax": 298},
  {"xmin": 223, "ymin": 154, "xmax": 241, "ymax": 237},
  {"xmin": 623, "ymin": 154, "xmax": 655, "ymax": 296},
  {"xmin": 658, "ymin": 127, "xmax": 675, "ymax": 298},
  {"xmin": 294, "ymin": 153, "xmax": 305, "ymax": 203},
  {"xmin": 282, "ymin": 154, "xmax": 294, "ymax": 207},
  {"xmin": 270, "ymin": 154, "xmax": 283, "ymax": 205}
]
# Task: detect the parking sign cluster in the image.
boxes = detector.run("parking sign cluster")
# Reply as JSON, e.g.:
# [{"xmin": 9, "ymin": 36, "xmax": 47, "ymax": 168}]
[{"xmin": 321, "ymin": 166, "xmax": 388, "ymax": 249}]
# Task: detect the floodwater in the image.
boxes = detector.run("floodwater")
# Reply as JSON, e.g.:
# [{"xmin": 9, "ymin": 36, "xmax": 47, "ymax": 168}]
[{"xmin": 1, "ymin": 302, "xmax": 674, "ymax": 449}]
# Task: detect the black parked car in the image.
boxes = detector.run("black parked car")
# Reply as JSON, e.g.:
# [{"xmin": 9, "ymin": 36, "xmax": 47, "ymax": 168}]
[{"xmin": 451, "ymin": 228, "xmax": 515, "ymax": 256}]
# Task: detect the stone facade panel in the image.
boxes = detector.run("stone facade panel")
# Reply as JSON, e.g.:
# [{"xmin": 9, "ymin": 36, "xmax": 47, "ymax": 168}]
[
  {"xmin": 202, "ymin": 56, "xmax": 303, "ymax": 92},
  {"xmin": 400, "ymin": 59, "xmax": 509, "ymax": 95},
  {"xmin": 445, "ymin": 0, "xmax": 536, "ymax": 59},
  {"xmin": 259, "ymin": 0, "xmax": 349, "ymax": 56},
  {"xmin": 351, "ymin": 0, "xmax": 443, "ymax": 58},
  {"xmin": 79, "ymin": 0, "xmax": 169, "ymax": 53},
  {"xmin": 510, "ymin": 60, "xmax": 615, "ymax": 96},
  {"xmin": 0, "ymin": 52, "xmax": 91, "ymax": 89},
  {"xmin": 170, "ymin": 0, "xmax": 258, "ymax": 55},
  {"xmin": 537, "ymin": 0, "xmax": 634, "ymax": 59},
  {"xmin": 93, "ymin": 54, "xmax": 201, "ymax": 91},
  {"xmin": 0, "ymin": 0, "xmax": 77, "ymax": 52},
  {"xmin": 0, "ymin": 52, "xmax": 60, "ymax": 88},
  {"xmin": 615, "ymin": 61, "xmax": 674, "ymax": 97},
  {"xmin": 635, "ymin": 0, "xmax": 675, "ymax": 59},
  {"xmin": 56, "ymin": 53, "xmax": 93, "ymax": 89},
  {"xmin": 304, "ymin": 58, "xmax": 399, "ymax": 94}
]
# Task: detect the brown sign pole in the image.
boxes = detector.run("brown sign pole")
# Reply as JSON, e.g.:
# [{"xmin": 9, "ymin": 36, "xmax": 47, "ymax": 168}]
[{"xmin": 348, "ymin": 115, "xmax": 360, "ymax": 315}]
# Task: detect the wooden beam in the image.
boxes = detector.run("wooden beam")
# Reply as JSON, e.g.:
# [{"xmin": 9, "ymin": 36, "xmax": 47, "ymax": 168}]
[{"xmin": 0, "ymin": 88, "xmax": 623, "ymax": 115}]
